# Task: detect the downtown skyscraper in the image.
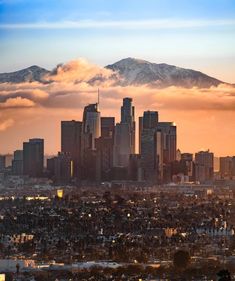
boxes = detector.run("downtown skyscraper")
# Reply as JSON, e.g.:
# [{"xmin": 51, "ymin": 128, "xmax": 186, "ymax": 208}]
[
  {"xmin": 113, "ymin": 98, "xmax": 135, "ymax": 168},
  {"xmin": 81, "ymin": 103, "xmax": 101, "ymax": 180},
  {"xmin": 23, "ymin": 138, "xmax": 44, "ymax": 178},
  {"xmin": 61, "ymin": 120, "xmax": 82, "ymax": 179}
]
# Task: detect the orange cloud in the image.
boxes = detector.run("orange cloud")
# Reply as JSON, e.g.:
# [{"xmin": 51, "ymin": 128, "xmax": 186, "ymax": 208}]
[
  {"xmin": 0, "ymin": 97, "xmax": 36, "ymax": 109},
  {"xmin": 0, "ymin": 118, "xmax": 14, "ymax": 131},
  {"xmin": 48, "ymin": 58, "xmax": 114, "ymax": 84}
]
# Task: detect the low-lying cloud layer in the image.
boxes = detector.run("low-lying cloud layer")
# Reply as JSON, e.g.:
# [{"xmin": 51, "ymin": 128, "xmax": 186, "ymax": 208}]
[{"xmin": 0, "ymin": 58, "xmax": 235, "ymax": 155}]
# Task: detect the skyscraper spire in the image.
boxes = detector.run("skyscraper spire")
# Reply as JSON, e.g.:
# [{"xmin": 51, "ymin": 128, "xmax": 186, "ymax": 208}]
[{"xmin": 97, "ymin": 88, "xmax": 100, "ymax": 107}]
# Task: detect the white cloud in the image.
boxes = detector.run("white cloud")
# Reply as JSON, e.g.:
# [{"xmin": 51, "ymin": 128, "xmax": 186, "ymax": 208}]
[{"xmin": 1, "ymin": 19, "xmax": 235, "ymax": 30}]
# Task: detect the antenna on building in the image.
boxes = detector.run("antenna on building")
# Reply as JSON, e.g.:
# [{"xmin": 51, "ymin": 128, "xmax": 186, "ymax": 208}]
[{"xmin": 97, "ymin": 88, "xmax": 100, "ymax": 111}]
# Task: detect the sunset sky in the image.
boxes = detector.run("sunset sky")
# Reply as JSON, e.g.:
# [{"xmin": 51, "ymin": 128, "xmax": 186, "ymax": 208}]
[{"xmin": 0, "ymin": 0, "xmax": 235, "ymax": 156}]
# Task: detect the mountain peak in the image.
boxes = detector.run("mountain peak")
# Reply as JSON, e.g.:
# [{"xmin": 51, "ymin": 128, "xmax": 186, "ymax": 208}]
[
  {"xmin": 106, "ymin": 58, "xmax": 223, "ymax": 88},
  {"xmin": 0, "ymin": 65, "xmax": 50, "ymax": 83},
  {"xmin": 117, "ymin": 57, "xmax": 150, "ymax": 64}
]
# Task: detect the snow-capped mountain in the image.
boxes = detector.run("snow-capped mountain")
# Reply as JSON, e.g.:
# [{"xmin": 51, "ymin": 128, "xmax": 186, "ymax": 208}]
[
  {"xmin": 0, "ymin": 65, "xmax": 50, "ymax": 83},
  {"xmin": 105, "ymin": 58, "xmax": 223, "ymax": 88},
  {"xmin": 0, "ymin": 58, "xmax": 226, "ymax": 88}
]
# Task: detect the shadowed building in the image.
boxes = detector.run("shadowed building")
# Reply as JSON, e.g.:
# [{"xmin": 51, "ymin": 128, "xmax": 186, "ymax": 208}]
[
  {"xmin": 96, "ymin": 117, "xmax": 115, "ymax": 182},
  {"xmin": 195, "ymin": 150, "xmax": 214, "ymax": 183},
  {"xmin": 0, "ymin": 155, "xmax": 6, "ymax": 172},
  {"xmin": 61, "ymin": 120, "xmax": 82, "ymax": 179},
  {"xmin": 140, "ymin": 111, "xmax": 159, "ymax": 183},
  {"xmin": 23, "ymin": 138, "xmax": 44, "ymax": 177},
  {"xmin": 121, "ymin": 97, "xmax": 135, "ymax": 154},
  {"xmin": 113, "ymin": 122, "xmax": 131, "ymax": 168},
  {"xmin": 157, "ymin": 122, "xmax": 177, "ymax": 182},
  {"xmin": 47, "ymin": 152, "xmax": 73, "ymax": 184},
  {"xmin": 12, "ymin": 150, "xmax": 23, "ymax": 175}
]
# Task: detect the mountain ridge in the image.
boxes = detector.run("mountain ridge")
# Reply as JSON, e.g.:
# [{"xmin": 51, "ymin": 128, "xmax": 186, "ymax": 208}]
[
  {"xmin": 0, "ymin": 65, "xmax": 50, "ymax": 83},
  {"xmin": 105, "ymin": 57, "xmax": 224, "ymax": 88},
  {"xmin": 0, "ymin": 58, "xmax": 230, "ymax": 88}
]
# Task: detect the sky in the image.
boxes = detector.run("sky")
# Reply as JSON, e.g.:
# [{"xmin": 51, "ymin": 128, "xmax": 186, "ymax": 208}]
[{"xmin": 0, "ymin": 0, "xmax": 235, "ymax": 156}]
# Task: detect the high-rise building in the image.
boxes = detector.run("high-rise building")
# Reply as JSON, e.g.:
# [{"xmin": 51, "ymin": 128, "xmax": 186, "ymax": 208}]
[
  {"xmin": 140, "ymin": 111, "xmax": 159, "ymax": 183},
  {"xmin": 113, "ymin": 123, "xmax": 131, "ymax": 167},
  {"xmin": 121, "ymin": 98, "xmax": 135, "ymax": 154},
  {"xmin": 12, "ymin": 150, "xmax": 23, "ymax": 175},
  {"xmin": 220, "ymin": 156, "xmax": 234, "ymax": 179},
  {"xmin": 139, "ymin": 111, "xmax": 158, "ymax": 155},
  {"xmin": 101, "ymin": 117, "xmax": 115, "ymax": 139},
  {"xmin": 47, "ymin": 152, "xmax": 73, "ymax": 184},
  {"xmin": 232, "ymin": 157, "xmax": 235, "ymax": 178},
  {"xmin": 139, "ymin": 114, "xmax": 177, "ymax": 183},
  {"xmin": 139, "ymin": 116, "xmax": 143, "ymax": 154},
  {"xmin": 23, "ymin": 138, "xmax": 44, "ymax": 177},
  {"xmin": 143, "ymin": 111, "xmax": 159, "ymax": 129},
  {"xmin": 113, "ymin": 98, "xmax": 135, "ymax": 169},
  {"xmin": 96, "ymin": 137, "xmax": 114, "ymax": 182},
  {"xmin": 96, "ymin": 117, "xmax": 115, "ymax": 182},
  {"xmin": 181, "ymin": 153, "xmax": 194, "ymax": 181},
  {"xmin": 195, "ymin": 150, "xmax": 214, "ymax": 182},
  {"xmin": 61, "ymin": 120, "xmax": 82, "ymax": 178},
  {"xmin": 157, "ymin": 122, "xmax": 177, "ymax": 164},
  {"xmin": 82, "ymin": 103, "xmax": 101, "ymax": 150},
  {"xmin": 81, "ymin": 103, "xmax": 101, "ymax": 180},
  {"xmin": 0, "ymin": 155, "xmax": 6, "ymax": 172},
  {"xmin": 128, "ymin": 154, "xmax": 141, "ymax": 181}
]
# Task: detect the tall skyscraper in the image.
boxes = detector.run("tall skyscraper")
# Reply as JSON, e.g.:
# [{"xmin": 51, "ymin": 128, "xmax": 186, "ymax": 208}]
[
  {"xmin": 82, "ymin": 103, "xmax": 101, "ymax": 150},
  {"xmin": 0, "ymin": 155, "xmax": 6, "ymax": 172},
  {"xmin": 121, "ymin": 98, "xmax": 135, "ymax": 154},
  {"xmin": 140, "ymin": 111, "xmax": 159, "ymax": 183},
  {"xmin": 113, "ymin": 123, "xmax": 131, "ymax": 167},
  {"xmin": 157, "ymin": 122, "xmax": 177, "ymax": 164},
  {"xmin": 12, "ymin": 150, "xmax": 23, "ymax": 175},
  {"xmin": 23, "ymin": 138, "xmax": 44, "ymax": 177},
  {"xmin": 195, "ymin": 150, "xmax": 214, "ymax": 183},
  {"xmin": 96, "ymin": 117, "xmax": 115, "ymax": 182},
  {"xmin": 139, "ymin": 111, "xmax": 159, "ymax": 155},
  {"xmin": 139, "ymin": 116, "xmax": 143, "ymax": 154},
  {"xmin": 82, "ymin": 103, "xmax": 101, "ymax": 180},
  {"xmin": 157, "ymin": 122, "xmax": 177, "ymax": 182},
  {"xmin": 101, "ymin": 117, "xmax": 115, "ymax": 139},
  {"xmin": 61, "ymin": 120, "xmax": 82, "ymax": 178},
  {"xmin": 113, "ymin": 98, "xmax": 135, "ymax": 168}
]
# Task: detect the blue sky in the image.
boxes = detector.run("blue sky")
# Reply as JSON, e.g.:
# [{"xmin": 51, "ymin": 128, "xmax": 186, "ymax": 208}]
[{"xmin": 1, "ymin": 0, "xmax": 235, "ymax": 82}]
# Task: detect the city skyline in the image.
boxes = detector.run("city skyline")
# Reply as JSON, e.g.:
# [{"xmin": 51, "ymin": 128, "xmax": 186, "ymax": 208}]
[
  {"xmin": 1, "ymin": 2, "xmax": 235, "ymax": 278},
  {"xmin": 0, "ymin": 84, "xmax": 235, "ymax": 157}
]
